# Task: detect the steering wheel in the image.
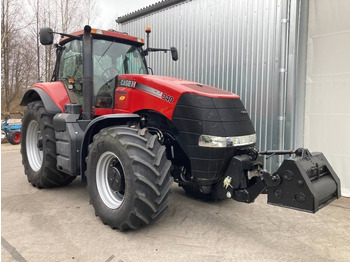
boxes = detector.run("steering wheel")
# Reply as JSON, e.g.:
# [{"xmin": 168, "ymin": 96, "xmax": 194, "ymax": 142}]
[{"xmin": 101, "ymin": 67, "xmax": 119, "ymax": 81}]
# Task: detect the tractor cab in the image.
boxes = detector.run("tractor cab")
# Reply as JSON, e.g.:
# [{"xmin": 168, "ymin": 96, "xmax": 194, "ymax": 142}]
[
  {"xmin": 51, "ymin": 29, "xmax": 148, "ymax": 108},
  {"xmin": 40, "ymin": 26, "xmax": 177, "ymax": 112}
]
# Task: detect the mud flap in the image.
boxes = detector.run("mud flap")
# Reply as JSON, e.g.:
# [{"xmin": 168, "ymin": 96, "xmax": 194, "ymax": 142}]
[{"xmin": 266, "ymin": 150, "xmax": 341, "ymax": 213}]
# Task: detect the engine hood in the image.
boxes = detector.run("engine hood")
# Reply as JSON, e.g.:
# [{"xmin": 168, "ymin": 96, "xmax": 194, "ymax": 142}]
[
  {"xmin": 118, "ymin": 74, "xmax": 240, "ymax": 99},
  {"xmin": 114, "ymin": 74, "xmax": 245, "ymax": 121}
]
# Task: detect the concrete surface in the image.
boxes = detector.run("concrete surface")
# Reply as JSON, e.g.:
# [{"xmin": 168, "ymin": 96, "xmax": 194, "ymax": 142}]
[{"xmin": 1, "ymin": 143, "xmax": 350, "ymax": 262}]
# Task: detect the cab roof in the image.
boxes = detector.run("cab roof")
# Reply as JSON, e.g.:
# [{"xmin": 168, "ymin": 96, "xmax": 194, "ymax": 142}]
[{"xmin": 59, "ymin": 28, "xmax": 145, "ymax": 46}]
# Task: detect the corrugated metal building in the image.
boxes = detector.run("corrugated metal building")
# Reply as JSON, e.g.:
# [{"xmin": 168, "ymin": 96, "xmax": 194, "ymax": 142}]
[{"xmin": 116, "ymin": 0, "xmax": 350, "ymax": 196}]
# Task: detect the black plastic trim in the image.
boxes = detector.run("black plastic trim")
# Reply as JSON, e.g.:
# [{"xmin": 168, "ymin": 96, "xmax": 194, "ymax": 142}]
[{"xmin": 54, "ymin": 113, "xmax": 84, "ymax": 175}]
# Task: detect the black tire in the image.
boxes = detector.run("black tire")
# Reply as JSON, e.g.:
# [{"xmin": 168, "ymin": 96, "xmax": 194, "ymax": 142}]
[
  {"xmin": 21, "ymin": 101, "xmax": 76, "ymax": 188},
  {"xmin": 86, "ymin": 126, "xmax": 173, "ymax": 231},
  {"xmin": 7, "ymin": 131, "xmax": 21, "ymax": 145}
]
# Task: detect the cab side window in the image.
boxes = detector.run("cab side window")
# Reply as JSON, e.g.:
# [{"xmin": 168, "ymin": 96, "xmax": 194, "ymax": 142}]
[{"xmin": 58, "ymin": 40, "xmax": 83, "ymax": 103}]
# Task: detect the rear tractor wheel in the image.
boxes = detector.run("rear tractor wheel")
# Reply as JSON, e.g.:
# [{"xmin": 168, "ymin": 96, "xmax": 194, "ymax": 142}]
[
  {"xmin": 21, "ymin": 101, "xmax": 76, "ymax": 188},
  {"xmin": 86, "ymin": 126, "xmax": 173, "ymax": 231}
]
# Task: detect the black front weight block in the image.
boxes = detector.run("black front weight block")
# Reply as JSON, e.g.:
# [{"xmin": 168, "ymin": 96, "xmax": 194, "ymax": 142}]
[{"xmin": 266, "ymin": 151, "xmax": 341, "ymax": 213}]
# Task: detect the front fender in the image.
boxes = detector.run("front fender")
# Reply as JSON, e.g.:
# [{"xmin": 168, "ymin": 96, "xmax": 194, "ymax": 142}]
[{"xmin": 80, "ymin": 114, "xmax": 140, "ymax": 177}]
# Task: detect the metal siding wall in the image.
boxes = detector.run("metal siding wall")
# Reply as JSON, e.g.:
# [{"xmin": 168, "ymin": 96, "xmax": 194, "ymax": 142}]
[{"xmin": 118, "ymin": 0, "xmax": 298, "ymax": 171}]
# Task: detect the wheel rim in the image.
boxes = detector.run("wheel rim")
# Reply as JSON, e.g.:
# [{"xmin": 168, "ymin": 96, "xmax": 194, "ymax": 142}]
[
  {"xmin": 96, "ymin": 151, "xmax": 125, "ymax": 209},
  {"xmin": 26, "ymin": 120, "xmax": 43, "ymax": 172},
  {"xmin": 13, "ymin": 132, "xmax": 21, "ymax": 143}
]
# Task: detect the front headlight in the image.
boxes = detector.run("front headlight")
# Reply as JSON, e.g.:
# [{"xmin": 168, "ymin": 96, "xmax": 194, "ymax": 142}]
[{"xmin": 198, "ymin": 134, "xmax": 256, "ymax": 148}]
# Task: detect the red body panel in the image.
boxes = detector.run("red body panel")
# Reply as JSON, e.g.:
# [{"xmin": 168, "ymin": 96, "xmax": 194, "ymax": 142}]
[
  {"xmin": 32, "ymin": 82, "xmax": 70, "ymax": 112},
  {"xmin": 114, "ymin": 74, "xmax": 240, "ymax": 120},
  {"xmin": 59, "ymin": 29, "xmax": 144, "ymax": 46},
  {"xmin": 30, "ymin": 75, "xmax": 240, "ymax": 119}
]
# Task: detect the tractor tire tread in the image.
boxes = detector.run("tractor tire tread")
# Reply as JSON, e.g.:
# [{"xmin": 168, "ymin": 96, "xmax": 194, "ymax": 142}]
[
  {"xmin": 21, "ymin": 101, "xmax": 76, "ymax": 188},
  {"xmin": 87, "ymin": 126, "xmax": 173, "ymax": 231}
]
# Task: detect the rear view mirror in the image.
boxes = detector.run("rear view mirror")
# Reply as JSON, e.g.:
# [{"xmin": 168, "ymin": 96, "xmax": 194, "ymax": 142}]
[
  {"xmin": 39, "ymin": 27, "xmax": 54, "ymax": 45},
  {"xmin": 170, "ymin": 47, "xmax": 178, "ymax": 61},
  {"xmin": 143, "ymin": 26, "xmax": 178, "ymax": 62}
]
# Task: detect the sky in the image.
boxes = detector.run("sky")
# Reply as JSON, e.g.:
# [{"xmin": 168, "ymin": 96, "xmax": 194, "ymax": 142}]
[{"xmin": 93, "ymin": 0, "xmax": 160, "ymax": 29}]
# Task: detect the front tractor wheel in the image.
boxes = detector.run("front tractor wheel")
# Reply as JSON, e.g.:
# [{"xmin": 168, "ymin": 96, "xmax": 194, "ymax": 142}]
[
  {"xmin": 87, "ymin": 126, "xmax": 173, "ymax": 231},
  {"xmin": 21, "ymin": 101, "xmax": 76, "ymax": 188}
]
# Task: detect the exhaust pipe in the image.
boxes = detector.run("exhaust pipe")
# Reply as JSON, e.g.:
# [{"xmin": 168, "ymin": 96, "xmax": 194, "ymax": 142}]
[{"xmin": 82, "ymin": 25, "xmax": 93, "ymax": 120}]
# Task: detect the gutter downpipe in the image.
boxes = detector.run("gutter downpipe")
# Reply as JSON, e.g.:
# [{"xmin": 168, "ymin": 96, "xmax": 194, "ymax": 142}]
[{"xmin": 278, "ymin": 0, "xmax": 291, "ymax": 166}]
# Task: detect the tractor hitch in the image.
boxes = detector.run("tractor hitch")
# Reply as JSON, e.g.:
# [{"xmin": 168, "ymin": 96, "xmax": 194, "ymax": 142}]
[{"xmin": 262, "ymin": 148, "xmax": 341, "ymax": 213}]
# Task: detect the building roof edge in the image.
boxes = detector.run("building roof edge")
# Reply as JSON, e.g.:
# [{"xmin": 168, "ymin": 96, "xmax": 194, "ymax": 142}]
[{"xmin": 116, "ymin": 0, "xmax": 188, "ymax": 24}]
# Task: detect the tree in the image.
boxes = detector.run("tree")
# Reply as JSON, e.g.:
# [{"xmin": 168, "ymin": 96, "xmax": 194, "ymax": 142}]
[
  {"xmin": 1, "ymin": 0, "xmax": 33, "ymax": 112},
  {"xmin": 1, "ymin": 0, "xmax": 98, "ymax": 112},
  {"xmin": 59, "ymin": 0, "xmax": 96, "ymax": 33}
]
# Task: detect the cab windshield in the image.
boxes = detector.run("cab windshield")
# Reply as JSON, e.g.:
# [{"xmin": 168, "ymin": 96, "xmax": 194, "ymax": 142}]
[{"xmin": 93, "ymin": 39, "xmax": 147, "ymax": 93}]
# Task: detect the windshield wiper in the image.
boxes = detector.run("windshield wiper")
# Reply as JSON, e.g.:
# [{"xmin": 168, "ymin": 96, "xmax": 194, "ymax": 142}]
[{"xmin": 98, "ymin": 41, "xmax": 114, "ymax": 62}]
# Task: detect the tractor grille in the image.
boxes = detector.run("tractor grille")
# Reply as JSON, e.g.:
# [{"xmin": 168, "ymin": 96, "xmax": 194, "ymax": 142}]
[{"xmin": 172, "ymin": 93, "xmax": 255, "ymax": 183}]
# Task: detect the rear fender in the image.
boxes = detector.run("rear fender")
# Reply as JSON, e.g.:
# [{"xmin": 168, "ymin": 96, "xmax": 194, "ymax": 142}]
[
  {"xmin": 21, "ymin": 82, "xmax": 70, "ymax": 114},
  {"xmin": 21, "ymin": 88, "xmax": 61, "ymax": 114},
  {"xmin": 80, "ymin": 114, "xmax": 140, "ymax": 177}
]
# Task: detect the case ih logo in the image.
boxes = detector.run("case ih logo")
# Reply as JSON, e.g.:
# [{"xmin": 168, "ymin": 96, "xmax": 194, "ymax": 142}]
[{"xmin": 119, "ymin": 79, "xmax": 137, "ymax": 88}]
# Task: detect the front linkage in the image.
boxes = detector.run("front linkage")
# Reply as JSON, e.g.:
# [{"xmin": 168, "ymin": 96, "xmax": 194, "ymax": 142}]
[{"xmin": 217, "ymin": 148, "xmax": 341, "ymax": 213}]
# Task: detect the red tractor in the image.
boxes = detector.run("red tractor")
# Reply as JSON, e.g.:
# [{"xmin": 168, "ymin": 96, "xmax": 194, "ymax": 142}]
[{"xmin": 20, "ymin": 25, "xmax": 340, "ymax": 231}]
